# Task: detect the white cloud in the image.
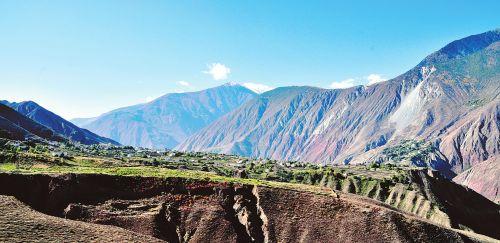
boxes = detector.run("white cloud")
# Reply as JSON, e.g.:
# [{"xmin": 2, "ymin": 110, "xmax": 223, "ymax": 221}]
[
  {"xmin": 366, "ymin": 74, "xmax": 387, "ymax": 85},
  {"xmin": 242, "ymin": 82, "xmax": 274, "ymax": 94},
  {"xmin": 329, "ymin": 78, "xmax": 356, "ymax": 89},
  {"xmin": 330, "ymin": 74, "xmax": 387, "ymax": 89},
  {"xmin": 203, "ymin": 63, "xmax": 231, "ymax": 80},
  {"xmin": 177, "ymin": 81, "xmax": 191, "ymax": 87}
]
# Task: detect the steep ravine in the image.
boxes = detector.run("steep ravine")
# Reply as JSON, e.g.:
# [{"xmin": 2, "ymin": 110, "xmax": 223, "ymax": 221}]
[{"xmin": 0, "ymin": 173, "xmax": 497, "ymax": 242}]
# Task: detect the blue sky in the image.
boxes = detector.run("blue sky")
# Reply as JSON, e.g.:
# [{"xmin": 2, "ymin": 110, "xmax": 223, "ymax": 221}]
[{"xmin": 0, "ymin": 0, "xmax": 499, "ymax": 119}]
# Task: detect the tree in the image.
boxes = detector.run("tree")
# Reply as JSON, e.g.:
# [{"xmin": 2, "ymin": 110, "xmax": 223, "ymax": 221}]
[{"xmin": 368, "ymin": 162, "xmax": 380, "ymax": 169}]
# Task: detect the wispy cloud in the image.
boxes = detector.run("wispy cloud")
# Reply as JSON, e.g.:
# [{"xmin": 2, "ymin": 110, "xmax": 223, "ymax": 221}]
[
  {"xmin": 203, "ymin": 63, "xmax": 231, "ymax": 80},
  {"xmin": 366, "ymin": 74, "xmax": 387, "ymax": 85},
  {"xmin": 330, "ymin": 78, "xmax": 356, "ymax": 89},
  {"xmin": 242, "ymin": 82, "xmax": 274, "ymax": 94},
  {"xmin": 177, "ymin": 81, "xmax": 191, "ymax": 87}
]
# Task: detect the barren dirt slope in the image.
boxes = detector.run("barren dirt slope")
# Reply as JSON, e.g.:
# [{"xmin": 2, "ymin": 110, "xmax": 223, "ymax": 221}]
[{"xmin": 0, "ymin": 195, "xmax": 162, "ymax": 242}]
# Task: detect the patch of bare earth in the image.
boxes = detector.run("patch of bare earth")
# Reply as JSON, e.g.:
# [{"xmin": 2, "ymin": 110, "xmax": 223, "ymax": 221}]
[{"xmin": 0, "ymin": 195, "xmax": 162, "ymax": 242}]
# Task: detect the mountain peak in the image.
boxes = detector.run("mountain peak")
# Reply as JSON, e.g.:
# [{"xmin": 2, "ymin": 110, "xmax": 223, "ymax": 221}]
[
  {"xmin": 215, "ymin": 82, "xmax": 263, "ymax": 95},
  {"xmin": 81, "ymin": 83, "xmax": 259, "ymax": 148},
  {"xmin": 434, "ymin": 29, "xmax": 500, "ymax": 59},
  {"xmin": 223, "ymin": 81, "xmax": 239, "ymax": 86},
  {"xmin": 0, "ymin": 100, "xmax": 39, "ymax": 109}
]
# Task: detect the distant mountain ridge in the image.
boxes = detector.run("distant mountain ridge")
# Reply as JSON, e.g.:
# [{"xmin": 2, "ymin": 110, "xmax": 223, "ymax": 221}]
[
  {"xmin": 428, "ymin": 28, "xmax": 500, "ymax": 59},
  {"xmin": 178, "ymin": 30, "xmax": 500, "ymax": 186},
  {"xmin": 0, "ymin": 103, "xmax": 65, "ymax": 142},
  {"xmin": 0, "ymin": 100, "xmax": 118, "ymax": 145},
  {"xmin": 80, "ymin": 83, "xmax": 258, "ymax": 148}
]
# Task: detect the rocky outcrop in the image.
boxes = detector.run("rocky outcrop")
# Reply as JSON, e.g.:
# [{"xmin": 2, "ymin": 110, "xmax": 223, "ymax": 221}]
[
  {"xmin": 0, "ymin": 173, "xmax": 498, "ymax": 242},
  {"xmin": 453, "ymin": 157, "xmax": 500, "ymax": 203}
]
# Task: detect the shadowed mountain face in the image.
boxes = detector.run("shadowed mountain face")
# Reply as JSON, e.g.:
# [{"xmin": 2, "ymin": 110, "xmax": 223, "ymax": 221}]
[
  {"xmin": 0, "ymin": 103, "xmax": 64, "ymax": 142},
  {"xmin": 1, "ymin": 101, "xmax": 118, "ymax": 145},
  {"xmin": 80, "ymin": 83, "xmax": 257, "ymax": 149},
  {"xmin": 178, "ymin": 30, "xmax": 500, "ymax": 183}
]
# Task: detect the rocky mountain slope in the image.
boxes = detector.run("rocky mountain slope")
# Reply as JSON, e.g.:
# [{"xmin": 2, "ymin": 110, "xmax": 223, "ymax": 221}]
[
  {"xmin": 0, "ymin": 173, "xmax": 495, "ymax": 242},
  {"xmin": 0, "ymin": 103, "xmax": 65, "ymax": 142},
  {"xmin": 1, "ymin": 100, "xmax": 118, "ymax": 145},
  {"xmin": 438, "ymin": 100, "xmax": 499, "ymax": 174},
  {"xmin": 178, "ymin": 30, "xmax": 500, "ymax": 186},
  {"xmin": 453, "ymin": 157, "xmax": 500, "ymax": 203},
  {"xmin": 80, "ymin": 83, "xmax": 257, "ymax": 149}
]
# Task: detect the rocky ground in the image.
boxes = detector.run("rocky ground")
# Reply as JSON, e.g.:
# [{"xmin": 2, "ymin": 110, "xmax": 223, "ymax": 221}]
[
  {"xmin": 0, "ymin": 173, "xmax": 497, "ymax": 242},
  {"xmin": 0, "ymin": 195, "xmax": 162, "ymax": 242}
]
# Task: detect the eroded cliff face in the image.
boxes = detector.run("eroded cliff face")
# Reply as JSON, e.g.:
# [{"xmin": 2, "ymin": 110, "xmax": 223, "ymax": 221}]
[{"xmin": 0, "ymin": 173, "xmax": 497, "ymax": 242}]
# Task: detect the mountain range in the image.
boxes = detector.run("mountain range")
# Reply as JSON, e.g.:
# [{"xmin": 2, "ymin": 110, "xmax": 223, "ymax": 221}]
[
  {"xmin": 0, "ymin": 103, "xmax": 65, "ymax": 142},
  {"xmin": 176, "ymin": 30, "xmax": 500, "ymax": 201},
  {"xmin": 59, "ymin": 29, "xmax": 500, "ymax": 202},
  {"xmin": 76, "ymin": 83, "xmax": 257, "ymax": 149},
  {"xmin": 0, "ymin": 101, "xmax": 118, "ymax": 145}
]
